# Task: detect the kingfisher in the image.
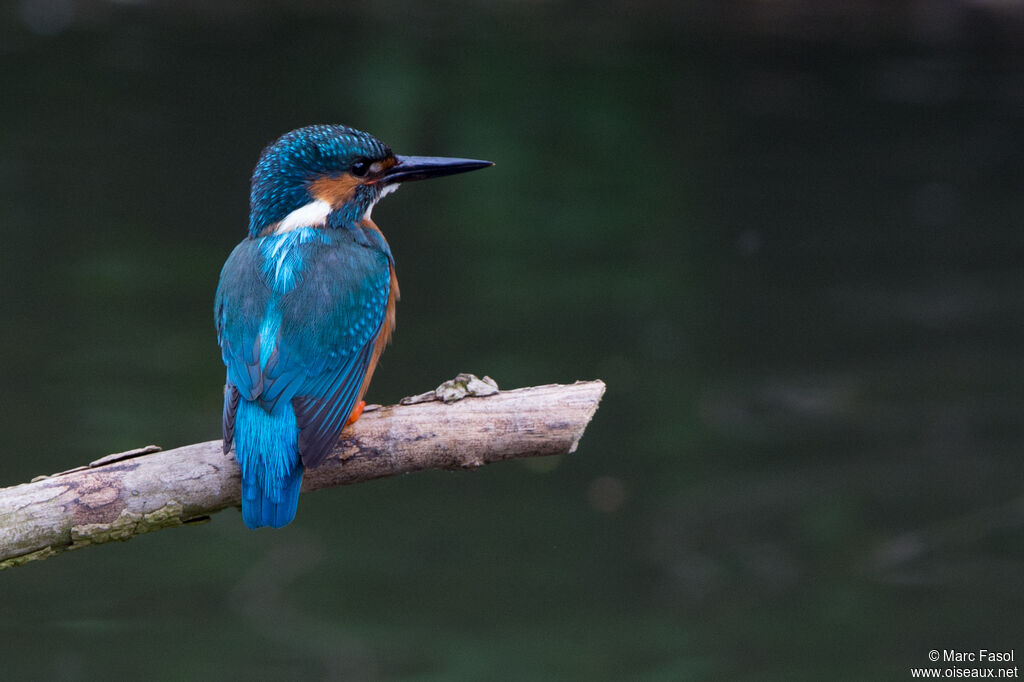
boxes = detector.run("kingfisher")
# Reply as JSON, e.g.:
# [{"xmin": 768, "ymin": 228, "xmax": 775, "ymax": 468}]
[{"xmin": 215, "ymin": 124, "xmax": 492, "ymax": 529}]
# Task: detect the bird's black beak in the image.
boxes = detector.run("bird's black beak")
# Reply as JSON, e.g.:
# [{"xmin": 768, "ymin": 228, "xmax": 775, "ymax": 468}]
[{"xmin": 378, "ymin": 155, "xmax": 494, "ymax": 185}]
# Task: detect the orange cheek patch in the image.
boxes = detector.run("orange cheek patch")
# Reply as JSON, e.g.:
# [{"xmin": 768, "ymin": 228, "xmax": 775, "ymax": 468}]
[
  {"xmin": 366, "ymin": 156, "xmax": 398, "ymax": 183},
  {"xmin": 376, "ymin": 156, "xmax": 398, "ymax": 172},
  {"xmin": 309, "ymin": 174, "xmax": 362, "ymax": 208}
]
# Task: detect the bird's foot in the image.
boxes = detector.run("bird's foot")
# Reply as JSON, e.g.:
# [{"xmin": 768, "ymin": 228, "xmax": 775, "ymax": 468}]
[{"xmin": 346, "ymin": 400, "xmax": 366, "ymax": 426}]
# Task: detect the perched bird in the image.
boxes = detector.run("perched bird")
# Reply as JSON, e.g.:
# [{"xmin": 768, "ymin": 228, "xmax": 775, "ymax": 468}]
[{"xmin": 215, "ymin": 124, "xmax": 492, "ymax": 528}]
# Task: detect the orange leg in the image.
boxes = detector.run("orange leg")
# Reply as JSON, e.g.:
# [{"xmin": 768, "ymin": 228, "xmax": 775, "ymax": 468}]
[{"xmin": 346, "ymin": 400, "xmax": 366, "ymax": 426}]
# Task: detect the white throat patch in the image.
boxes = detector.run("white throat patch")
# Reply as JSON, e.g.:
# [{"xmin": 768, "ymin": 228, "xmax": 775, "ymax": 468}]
[
  {"xmin": 364, "ymin": 183, "xmax": 400, "ymax": 221},
  {"xmin": 274, "ymin": 199, "xmax": 331, "ymax": 234}
]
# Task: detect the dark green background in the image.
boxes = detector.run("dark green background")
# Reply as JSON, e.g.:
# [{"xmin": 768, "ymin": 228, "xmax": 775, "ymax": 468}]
[{"xmin": 2, "ymin": 3, "xmax": 1022, "ymax": 679}]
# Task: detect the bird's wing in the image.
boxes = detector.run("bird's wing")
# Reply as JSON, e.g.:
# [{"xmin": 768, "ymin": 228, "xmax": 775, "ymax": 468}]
[
  {"xmin": 215, "ymin": 241, "xmax": 267, "ymax": 401},
  {"xmin": 215, "ymin": 235, "xmax": 391, "ymax": 467},
  {"xmin": 280, "ymin": 241, "xmax": 391, "ymax": 467},
  {"xmin": 216, "ymin": 240, "xmax": 268, "ymax": 452}
]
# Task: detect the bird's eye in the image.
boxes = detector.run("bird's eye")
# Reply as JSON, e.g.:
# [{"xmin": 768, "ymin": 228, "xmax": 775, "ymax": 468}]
[{"xmin": 351, "ymin": 159, "xmax": 371, "ymax": 177}]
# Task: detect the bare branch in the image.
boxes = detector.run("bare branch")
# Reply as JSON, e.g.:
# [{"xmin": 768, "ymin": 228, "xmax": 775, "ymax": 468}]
[{"xmin": 0, "ymin": 379, "xmax": 605, "ymax": 569}]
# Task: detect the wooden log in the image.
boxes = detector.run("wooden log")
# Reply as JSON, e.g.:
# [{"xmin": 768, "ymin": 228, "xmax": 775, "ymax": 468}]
[{"xmin": 0, "ymin": 379, "xmax": 605, "ymax": 569}]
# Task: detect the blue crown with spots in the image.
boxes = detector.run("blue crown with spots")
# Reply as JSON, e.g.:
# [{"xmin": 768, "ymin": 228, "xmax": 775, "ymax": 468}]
[{"xmin": 248, "ymin": 124, "xmax": 392, "ymax": 236}]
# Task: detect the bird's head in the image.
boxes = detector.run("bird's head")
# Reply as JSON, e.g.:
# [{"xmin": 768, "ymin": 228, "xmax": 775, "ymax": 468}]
[{"xmin": 248, "ymin": 124, "xmax": 492, "ymax": 237}]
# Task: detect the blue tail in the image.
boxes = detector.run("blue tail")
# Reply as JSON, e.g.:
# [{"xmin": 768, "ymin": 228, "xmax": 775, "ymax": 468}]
[
  {"xmin": 235, "ymin": 398, "xmax": 303, "ymax": 529},
  {"xmin": 242, "ymin": 464, "xmax": 303, "ymax": 528}
]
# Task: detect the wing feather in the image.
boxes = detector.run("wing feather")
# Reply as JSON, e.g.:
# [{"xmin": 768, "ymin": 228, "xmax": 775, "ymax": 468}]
[
  {"xmin": 293, "ymin": 334, "xmax": 378, "ymax": 467},
  {"xmin": 216, "ymin": 230, "xmax": 391, "ymax": 467}
]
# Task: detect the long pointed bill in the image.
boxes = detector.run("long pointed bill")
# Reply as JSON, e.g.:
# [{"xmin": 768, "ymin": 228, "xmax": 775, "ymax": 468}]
[{"xmin": 378, "ymin": 155, "xmax": 494, "ymax": 185}]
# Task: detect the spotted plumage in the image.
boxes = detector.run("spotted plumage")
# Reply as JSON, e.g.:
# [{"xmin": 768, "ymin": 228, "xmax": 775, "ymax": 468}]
[{"xmin": 215, "ymin": 124, "xmax": 492, "ymax": 528}]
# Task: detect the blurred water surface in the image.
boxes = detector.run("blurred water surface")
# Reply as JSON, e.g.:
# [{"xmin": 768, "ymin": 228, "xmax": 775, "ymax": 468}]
[{"xmin": 1, "ymin": 3, "xmax": 1022, "ymax": 680}]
